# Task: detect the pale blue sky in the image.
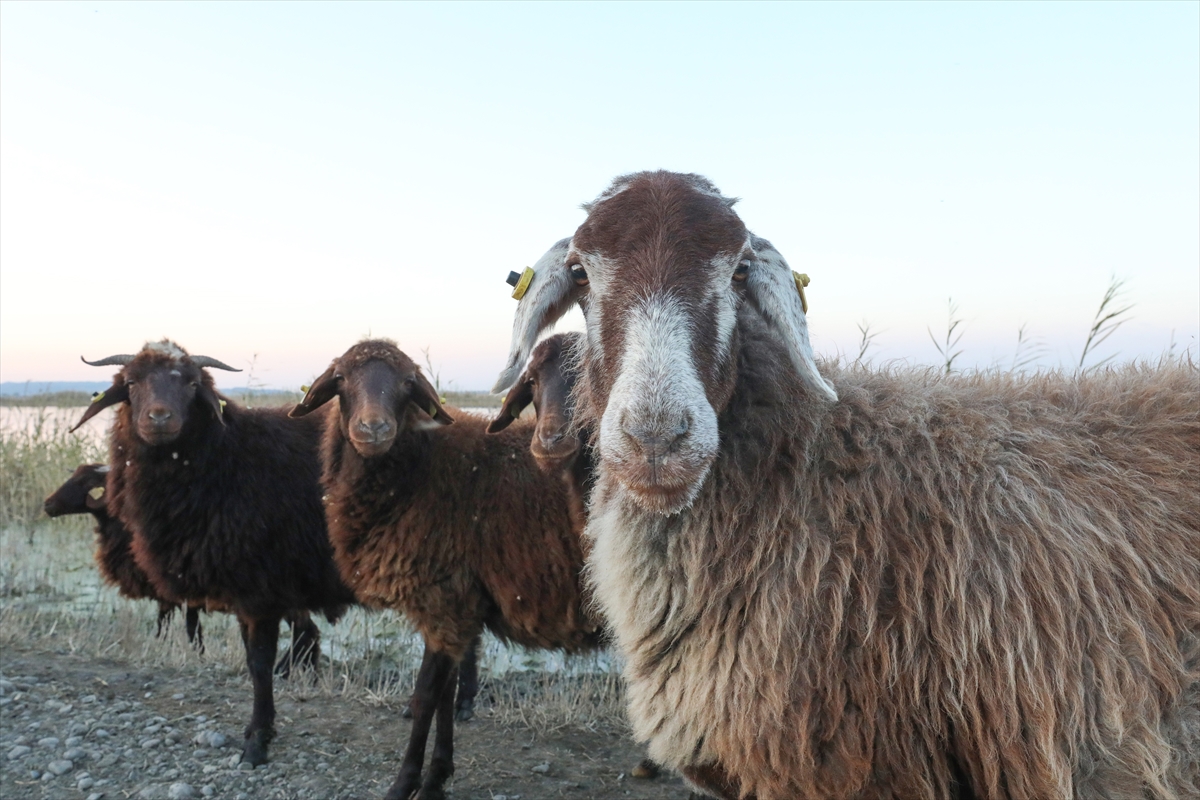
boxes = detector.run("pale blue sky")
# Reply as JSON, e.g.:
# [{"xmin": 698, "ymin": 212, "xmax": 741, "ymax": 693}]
[{"xmin": 2, "ymin": 1, "xmax": 1197, "ymax": 390}]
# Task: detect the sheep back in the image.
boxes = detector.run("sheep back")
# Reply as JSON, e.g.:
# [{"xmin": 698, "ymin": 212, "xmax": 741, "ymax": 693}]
[
  {"xmin": 109, "ymin": 399, "xmax": 354, "ymax": 621},
  {"xmin": 587, "ymin": 316, "xmax": 1200, "ymax": 800},
  {"xmin": 320, "ymin": 407, "xmax": 601, "ymax": 660}
]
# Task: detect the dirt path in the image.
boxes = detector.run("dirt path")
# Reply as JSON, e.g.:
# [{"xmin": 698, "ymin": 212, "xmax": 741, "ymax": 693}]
[{"xmin": 0, "ymin": 644, "xmax": 693, "ymax": 800}]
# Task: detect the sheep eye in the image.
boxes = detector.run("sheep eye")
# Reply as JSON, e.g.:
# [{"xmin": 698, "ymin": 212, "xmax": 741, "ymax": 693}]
[
  {"xmin": 570, "ymin": 265, "xmax": 589, "ymax": 286},
  {"xmin": 732, "ymin": 262, "xmax": 750, "ymax": 283}
]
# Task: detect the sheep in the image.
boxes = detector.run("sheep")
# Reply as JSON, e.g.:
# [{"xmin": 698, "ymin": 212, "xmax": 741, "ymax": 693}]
[
  {"xmin": 492, "ymin": 170, "xmax": 1200, "ymax": 800},
  {"xmin": 488, "ymin": 331, "xmax": 676, "ymax": 787},
  {"xmin": 73, "ymin": 340, "xmax": 358, "ymax": 766},
  {"xmin": 289, "ymin": 338, "xmax": 602, "ymax": 800},
  {"xmin": 43, "ymin": 462, "xmax": 203, "ymax": 647}
]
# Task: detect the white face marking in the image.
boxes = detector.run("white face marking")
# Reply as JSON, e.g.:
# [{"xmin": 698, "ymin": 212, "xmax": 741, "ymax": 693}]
[
  {"xmin": 597, "ymin": 295, "xmax": 720, "ymax": 513},
  {"xmin": 145, "ymin": 340, "xmax": 186, "ymax": 359}
]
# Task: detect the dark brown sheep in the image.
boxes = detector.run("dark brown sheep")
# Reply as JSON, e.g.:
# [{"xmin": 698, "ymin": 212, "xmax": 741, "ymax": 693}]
[
  {"xmin": 73, "ymin": 340, "xmax": 357, "ymax": 766},
  {"xmin": 495, "ymin": 170, "xmax": 1200, "ymax": 800},
  {"xmin": 43, "ymin": 463, "xmax": 203, "ymax": 647},
  {"xmin": 291, "ymin": 338, "xmax": 601, "ymax": 800}
]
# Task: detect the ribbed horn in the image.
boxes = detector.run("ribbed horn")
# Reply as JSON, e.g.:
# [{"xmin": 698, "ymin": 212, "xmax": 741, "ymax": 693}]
[
  {"xmin": 81, "ymin": 355, "xmax": 136, "ymax": 367},
  {"xmin": 189, "ymin": 356, "xmax": 242, "ymax": 372}
]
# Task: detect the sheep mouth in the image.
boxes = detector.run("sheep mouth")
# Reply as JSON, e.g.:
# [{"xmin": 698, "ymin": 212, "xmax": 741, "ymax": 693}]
[
  {"xmin": 348, "ymin": 435, "xmax": 397, "ymax": 458},
  {"xmin": 531, "ymin": 438, "xmax": 578, "ymax": 464},
  {"xmin": 620, "ymin": 478, "xmax": 701, "ymax": 515},
  {"xmin": 137, "ymin": 425, "xmax": 184, "ymax": 446}
]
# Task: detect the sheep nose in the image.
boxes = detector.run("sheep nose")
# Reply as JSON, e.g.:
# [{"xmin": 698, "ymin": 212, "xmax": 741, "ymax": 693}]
[
  {"xmin": 147, "ymin": 408, "xmax": 173, "ymax": 426},
  {"xmin": 623, "ymin": 414, "xmax": 690, "ymax": 461},
  {"xmin": 356, "ymin": 417, "xmax": 393, "ymax": 441}
]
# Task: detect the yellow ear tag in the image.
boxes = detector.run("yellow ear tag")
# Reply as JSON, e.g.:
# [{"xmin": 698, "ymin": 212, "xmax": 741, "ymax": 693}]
[
  {"xmin": 792, "ymin": 271, "xmax": 810, "ymax": 315},
  {"xmin": 91, "ymin": 391, "xmax": 105, "ymax": 404},
  {"xmin": 428, "ymin": 403, "xmax": 438, "ymax": 418},
  {"xmin": 88, "ymin": 486, "xmax": 105, "ymax": 500},
  {"xmin": 511, "ymin": 267, "xmax": 535, "ymax": 300},
  {"xmin": 301, "ymin": 384, "xmax": 310, "ymax": 394},
  {"xmin": 218, "ymin": 399, "xmax": 227, "ymax": 414}
]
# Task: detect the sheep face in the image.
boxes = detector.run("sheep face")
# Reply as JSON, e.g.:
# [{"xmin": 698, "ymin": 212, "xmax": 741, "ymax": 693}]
[
  {"xmin": 487, "ymin": 333, "xmax": 581, "ymax": 469},
  {"xmin": 43, "ymin": 464, "xmax": 110, "ymax": 517},
  {"xmin": 493, "ymin": 171, "xmax": 837, "ymax": 515},
  {"xmin": 72, "ymin": 341, "xmax": 237, "ymax": 445},
  {"xmin": 290, "ymin": 340, "xmax": 452, "ymax": 457}
]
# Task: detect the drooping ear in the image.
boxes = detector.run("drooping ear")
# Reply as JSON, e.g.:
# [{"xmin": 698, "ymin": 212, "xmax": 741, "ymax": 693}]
[
  {"xmin": 492, "ymin": 238, "xmax": 582, "ymax": 394},
  {"xmin": 69, "ymin": 382, "xmax": 129, "ymax": 432},
  {"xmin": 743, "ymin": 236, "xmax": 838, "ymax": 402},
  {"xmin": 289, "ymin": 365, "xmax": 339, "ymax": 418},
  {"xmin": 409, "ymin": 369, "xmax": 454, "ymax": 425},
  {"xmin": 197, "ymin": 385, "xmax": 228, "ymax": 426},
  {"xmin": 486, "ymin": 374, "xmax": 534, "ymax": 434}
]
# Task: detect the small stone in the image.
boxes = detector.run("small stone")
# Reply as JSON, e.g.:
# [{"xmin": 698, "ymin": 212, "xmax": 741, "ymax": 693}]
[
  {"xmin": 237, "ymin": 760, "xmax": 254, "ymax": 771},
  {"xmin": 78, "ymin": 777, "xmax": 95, "ymax": 790},
  {"xmin": 192, "ymin": 748, "xmax": 209, "ymax": 758},
  {"xmin": 7, "ymin": 745, "xmax": 31, "ymax": 759},
  {"xmin": 94, "ymin": 729, "xmax": 111, "ymax": 738},
  {"xmin": 144, "ymin": 724, "xmax": 163, "ymax": 734},
  {"xmin": 48, "ymin": 759, "xmax": 74, "ymax": 775},
  {"xmin": 97, "ymin": 753, "xmax": 120, "ymax": 767},
  {"xmin": 206, "ymin": 732, "xmax": 227, "ymax": 749},
  {"xmin": 29, "ymin": 769, "xmax": 41, "ymax": 779},
  {"xmin": 168, "ymin": 783, "xmax": 196, "ymax": 800},
  {"xmin": 202, "ymin": 765, "xmax": 217, "ymax": 774},
  {"xmin": 201, "ymin": 786, "xmax": 215, "ymax": 798},
  {"xmin": 81, "ymin": 694, "xmax": 98, "ymax": 704},
  {"xmin": 531, "ymin": 762, "xmax": 551, "ymax": 774},
  {"xmin": 70, "ymin": 722, "xmax": 89, "ymax": 735},
  {"xmin": 172, "ymin": 693, "xmax": 185, "ymax": 700},
  {"xmin": 87, "ymin": 794, "xmax": 105, "ymax": 800},
  {"xmin": 141, "ymin": 738, "xmax": 162, "ymax": 749},
  {"xmin": 236, "ymin": 794, "xmax": 249, "ymax": 800},
  {"xmin": 66, "ymin": 736, "xmax": 83, "ymax": 747},
  {"xmin": 37, "ymin": 736, "xmax": 60, "ymax": 748},
  {"xmin": 227, "ymin": 754, "xmax": 241, "ymax": 768},
  {"xmin": 64, "ymin": 747, "xmax": 87, "ymax": 761}
]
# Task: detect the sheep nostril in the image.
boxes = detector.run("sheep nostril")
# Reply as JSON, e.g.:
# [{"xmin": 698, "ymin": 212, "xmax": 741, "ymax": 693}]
[{"xmin": 148, "ymin": 409, "xmax": 172, "ymax": 425}]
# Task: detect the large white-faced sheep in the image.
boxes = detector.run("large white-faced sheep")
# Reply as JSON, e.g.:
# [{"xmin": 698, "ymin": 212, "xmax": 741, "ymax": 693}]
[
  {"xmin": 493, "ymin": 171, "xmax": 1200, "ymax": 800},
  {"xmin": 290, "ymin": 339, "xmax": 604, "ymax": 800},
  {"xmin": 73, "ymin": 341, "xmax": 358, "ymax": 766}
]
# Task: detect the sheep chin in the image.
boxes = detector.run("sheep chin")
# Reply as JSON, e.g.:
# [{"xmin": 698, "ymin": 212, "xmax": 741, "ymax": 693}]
[
  {"xmin": 613, "ymin": 468, "xmax": 709, "ymax": 516},
  {"xmin": 348, "ymin": 436, "xmax": 397, "ymax": 459}
]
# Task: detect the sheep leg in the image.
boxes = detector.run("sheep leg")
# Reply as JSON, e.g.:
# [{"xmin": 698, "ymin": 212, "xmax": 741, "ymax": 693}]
[
  {"xmin": 384, "ymin": 645, "xmax": 456, "ymax": 800},
  {"xmin": 402, "ymin": 635, "xmax": 480, "ymax": 721},
  {"xmin": 238, "ymin": 615, "xmax": 281, "ymax": 767},
  {"xmin": 416, "ymin": 661, "xmax": 458, "ymax": 800},
  {"xmin": 154, "ymin": 601, "xmax": 177, "ymax": 638},
  {"xmin": 275, "ymin": 611, "xmax": 320, "ymax": 678},
  {"xmin": 185, "ymin": 605, "xmax": 205, "ymax": 654},
  {"xmin": 680, "ymin": 763, "xmax": 747, "ymax": 800},
  {"xmin": 454, "ymin": 634, "xmax": 480, "ymax": 722}
]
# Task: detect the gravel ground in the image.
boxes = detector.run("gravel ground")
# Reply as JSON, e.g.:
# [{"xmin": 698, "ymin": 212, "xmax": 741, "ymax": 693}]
[{"xmin": 0, "ymin": 645, "xmax": 692, "ymax": 800}]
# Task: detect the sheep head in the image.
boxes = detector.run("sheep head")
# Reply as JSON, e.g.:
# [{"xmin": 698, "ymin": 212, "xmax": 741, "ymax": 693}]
[
  {"xmin": 487, "ymin": 332, "xmax": 583, "ymax": 469},
  {"xmin": 43, "ymin": 464, "xmax": 110, "ymax": 517},
  {"xmin": 290, "ymin": 339, "xmax": 453, "ymax": 458},
  {"xmin": 493, "ymin": 171, "xmax": 837, "ymax": 515},
  {"xmin": 73, "ymin": 340, "xmax": 240, "ymax": 445}
]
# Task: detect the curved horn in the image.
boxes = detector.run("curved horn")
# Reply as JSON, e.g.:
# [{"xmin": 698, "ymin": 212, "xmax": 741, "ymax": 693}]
[
  {"xmin": 189, "ymin": 356, "xmax": 242, "ymax": 372},
  {"xmin": 492, "ymin": 237, "xmax": 580, "ymax": 394},
  {"xmin": 81, "ymin": 354, "xmax": 135, "ymax": 367}
]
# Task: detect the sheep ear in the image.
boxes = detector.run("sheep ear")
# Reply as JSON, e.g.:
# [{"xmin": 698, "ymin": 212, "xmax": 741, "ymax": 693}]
[
  {"xmin": 197, "ymin": 385, "xmax": 227, "ymax": 426},
  {"xmin": 69, "ymin": 382, "xmax": 129, "ymax": 432},
  {"xmin": 486, "ymin": 375, "xmax": 534, "ymax": 434},
  {"xmin": 289, "ymin": 365, "xmax": 338, "ymax": 418},
  {"xmin": 492, "ymin": 238, "xmax": 580, "ymax": 394},
  {"xmin": 743, "ymin": 237, "xmax": 837, "ymax": 402},
  {"xmin": 410, "ymin": 370, "xmax": 454, "ymax": 425}
]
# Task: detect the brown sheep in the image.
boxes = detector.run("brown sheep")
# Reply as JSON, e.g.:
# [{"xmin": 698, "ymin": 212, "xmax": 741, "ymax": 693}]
[
  {"xmin": 290, "ymin": 339, "xmax": 602, "ymax": 800},
  {"xmin": 74, "ymin": 341, "xmax": 357, "ymax": 766},
  {"xmin": 494, "ymin": 170, "xmax": 1200, "ymax": 800}
]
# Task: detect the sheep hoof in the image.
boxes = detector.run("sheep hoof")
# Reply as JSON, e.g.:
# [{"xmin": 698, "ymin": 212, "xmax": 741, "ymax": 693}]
[
  {"xmin": 415, "ymin": 786, "xmax": 446, "ymax": 800},
  {"xmin": 631, "ymin": 758, "xmax": 660, "ymax": 780},
  {"xmin": 240, "ymin": 730, "xmax": 271, "ymax": 767},
  {"xmin": 455, "ymin": 703, "xmax": 474, "ymax": 723}
]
